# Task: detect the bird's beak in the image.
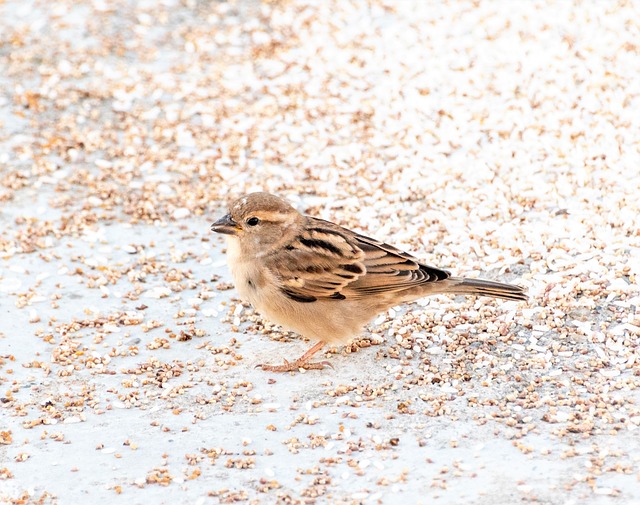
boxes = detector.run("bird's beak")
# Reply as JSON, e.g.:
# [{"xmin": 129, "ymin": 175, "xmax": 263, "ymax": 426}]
[{"xmin": 210, "ymin": 214, "xmax": 240, "ymax": 235}]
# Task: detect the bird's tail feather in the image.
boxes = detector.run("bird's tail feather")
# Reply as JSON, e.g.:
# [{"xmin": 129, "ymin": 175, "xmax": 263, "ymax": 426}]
[{"xmin": 445, "ymin": 277, "xmax": 528, "ymax": 302}]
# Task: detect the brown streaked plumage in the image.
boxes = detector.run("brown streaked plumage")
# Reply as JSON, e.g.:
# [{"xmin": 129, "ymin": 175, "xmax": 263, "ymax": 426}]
[{"xmin": 211, "ymin": 192, "xmax": 527, "ymax": 372}]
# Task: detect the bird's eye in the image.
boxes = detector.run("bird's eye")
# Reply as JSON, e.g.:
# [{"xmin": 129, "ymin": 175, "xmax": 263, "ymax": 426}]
[{"xmin": 246, "ymin": 217, "xmax": 260, "ymax": 226}]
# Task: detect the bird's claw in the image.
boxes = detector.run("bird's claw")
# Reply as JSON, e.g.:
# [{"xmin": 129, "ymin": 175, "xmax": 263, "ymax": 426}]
[{"xmin": 255, "ymin": 359, "xmax": 333, "ymax": 373}]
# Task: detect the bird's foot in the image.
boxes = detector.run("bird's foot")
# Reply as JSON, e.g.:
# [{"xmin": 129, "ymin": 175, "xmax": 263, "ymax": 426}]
[{"xmin": 256, "ymin": 358, "xmax": 333, "ymax": 373}]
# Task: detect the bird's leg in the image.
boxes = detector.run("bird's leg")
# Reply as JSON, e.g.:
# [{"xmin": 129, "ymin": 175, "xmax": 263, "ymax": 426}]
[{"xmin": 257, "ymin": 341, "xmax": 332, "ymax": 372}]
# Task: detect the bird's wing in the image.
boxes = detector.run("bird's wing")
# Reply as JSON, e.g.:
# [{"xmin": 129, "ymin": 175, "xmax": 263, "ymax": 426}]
[
  {"xmin": 265, "ymin": 217, "xmax": 450, "ymax": 302},
  {"xmin": 346, "ymin": 231, "xmax": 450, "ymax": 297}
]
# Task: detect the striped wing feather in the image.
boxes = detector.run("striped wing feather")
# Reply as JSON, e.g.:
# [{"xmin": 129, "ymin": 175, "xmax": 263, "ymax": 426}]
[
  {"xmin": 266, "ymin": 217, "xmax": 450, "ymax": 302},
  {"xmin": 347, "ymin": 233, "xmax": 450, "ymax": 296}
]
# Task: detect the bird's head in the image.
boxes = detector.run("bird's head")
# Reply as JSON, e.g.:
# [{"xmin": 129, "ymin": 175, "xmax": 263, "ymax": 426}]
[{"xmin": 211, "ymin": 192, "xmax": 303, "ymax": 254}]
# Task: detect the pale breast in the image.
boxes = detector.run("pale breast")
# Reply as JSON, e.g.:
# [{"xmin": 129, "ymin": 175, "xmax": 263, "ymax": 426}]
[
  {"xmin": 226, "ymin": 242, "xmax": 269, "ymax": 308},
  {"xmin": 224, "ymin": 238, "xmax": 375, "ymax": 345}
]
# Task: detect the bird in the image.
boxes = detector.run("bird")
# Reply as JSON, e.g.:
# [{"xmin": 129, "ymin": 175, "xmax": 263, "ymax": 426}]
[{"xmin": 211, "ymin": 192, "xmax": 527, "ymax": 372}]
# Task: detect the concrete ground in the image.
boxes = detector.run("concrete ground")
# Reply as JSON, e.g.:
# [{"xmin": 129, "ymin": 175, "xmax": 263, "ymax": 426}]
[{"xmin": 1, "ymin": 1, "xmax": 639, "ymax": 504}]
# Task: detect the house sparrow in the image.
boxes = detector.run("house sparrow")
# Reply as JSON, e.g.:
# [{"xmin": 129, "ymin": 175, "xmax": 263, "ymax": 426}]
[{"xmin": 211, "ymin": 192, "xmax": 527, "ymax": 372}]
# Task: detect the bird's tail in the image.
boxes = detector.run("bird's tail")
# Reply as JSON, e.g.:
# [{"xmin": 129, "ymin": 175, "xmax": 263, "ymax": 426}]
[{"xmin": 444, "ymin": 277, "xmax": 528, "ymax": 302}]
